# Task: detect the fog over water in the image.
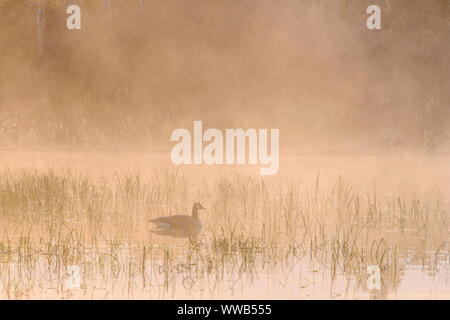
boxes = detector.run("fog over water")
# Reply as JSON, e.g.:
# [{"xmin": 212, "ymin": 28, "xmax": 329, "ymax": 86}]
[{"xmin": 0, "ymin": 0, "xmax": 449, "ymax": 152}]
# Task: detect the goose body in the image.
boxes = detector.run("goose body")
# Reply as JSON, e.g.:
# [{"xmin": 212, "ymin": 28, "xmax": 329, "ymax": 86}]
[{"xmin": 149, "ymin": 203, "xmax": 206, "ymax": 238}]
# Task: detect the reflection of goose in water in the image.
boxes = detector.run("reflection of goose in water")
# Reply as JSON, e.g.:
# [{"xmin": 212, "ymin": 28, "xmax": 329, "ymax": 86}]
[{"xmin": 149, "ymin": 203, "xmax": 206, "ymax": 238}]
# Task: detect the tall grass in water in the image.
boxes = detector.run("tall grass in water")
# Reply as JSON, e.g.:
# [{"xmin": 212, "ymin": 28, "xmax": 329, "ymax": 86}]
[{"xmin": 0, "ymin": 169, "xmax": 448, "ymax": 299}]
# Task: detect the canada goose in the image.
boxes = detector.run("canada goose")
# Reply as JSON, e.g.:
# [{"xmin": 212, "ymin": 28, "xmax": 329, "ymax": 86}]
[{"xmin": 149, "ymin": 203, "xmax": 206, "ymax": 238}]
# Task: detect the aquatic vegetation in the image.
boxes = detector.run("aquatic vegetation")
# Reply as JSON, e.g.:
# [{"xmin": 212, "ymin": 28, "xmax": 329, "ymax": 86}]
[{"xmin": 0, "ymin": 168, "xmax": 448, "ymax": 299}]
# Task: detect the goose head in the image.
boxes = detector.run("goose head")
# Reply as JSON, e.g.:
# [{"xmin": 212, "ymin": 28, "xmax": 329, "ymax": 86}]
[{"xmin": 192, "ymin": 202, "xmax": 206, "ymax": 218}]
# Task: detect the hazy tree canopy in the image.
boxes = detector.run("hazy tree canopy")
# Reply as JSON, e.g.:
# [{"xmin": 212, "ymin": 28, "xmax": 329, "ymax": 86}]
[{"xmin": 0, "ymin": 0, "xmax": 448, "ymax": 151}]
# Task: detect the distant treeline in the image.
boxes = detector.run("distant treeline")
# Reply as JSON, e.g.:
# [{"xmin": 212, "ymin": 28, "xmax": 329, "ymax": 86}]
[{"xmin": 0, "ymin": 0, "xmax": 449, "ymax": 151}]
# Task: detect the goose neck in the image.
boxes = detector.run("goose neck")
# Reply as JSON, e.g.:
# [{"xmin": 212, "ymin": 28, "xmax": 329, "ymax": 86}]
[{"xmin": 192, "ymin": 207, "xmax": 199, "ymax": 219}]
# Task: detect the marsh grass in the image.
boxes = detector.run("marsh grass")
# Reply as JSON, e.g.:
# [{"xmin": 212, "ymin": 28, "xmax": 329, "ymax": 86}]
[{"xmin": 0, "ymin": 168, "xmax": 448, "ymax": 299}]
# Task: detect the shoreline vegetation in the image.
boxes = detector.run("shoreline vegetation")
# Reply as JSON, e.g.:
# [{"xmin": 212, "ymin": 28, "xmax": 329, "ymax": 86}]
[
  {"xmin": 1, "ymin": 112, "xmax": 449, "ymax": 153},
  {"xmin": 0, "ymin": 168, "xmax": 448, "ymax": 299}
]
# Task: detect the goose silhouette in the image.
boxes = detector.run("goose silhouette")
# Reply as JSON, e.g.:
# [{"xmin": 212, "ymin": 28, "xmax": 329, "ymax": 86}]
[{"xmin": 149, "ymin": 203, "xmax": 206, "ymax": 238}]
